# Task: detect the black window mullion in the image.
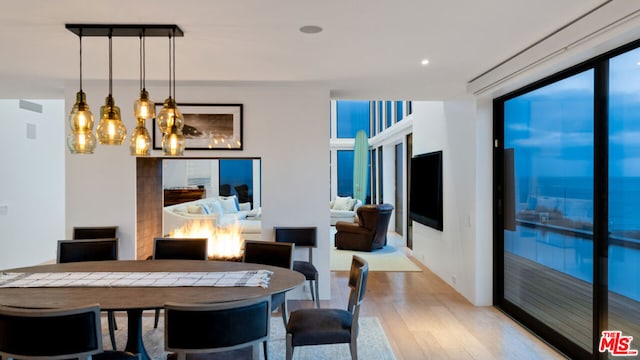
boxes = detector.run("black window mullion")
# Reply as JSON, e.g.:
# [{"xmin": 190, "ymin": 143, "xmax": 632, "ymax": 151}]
[{"xmin": 593, "ymin": 59, "xmax": 609, "ymax": 360}]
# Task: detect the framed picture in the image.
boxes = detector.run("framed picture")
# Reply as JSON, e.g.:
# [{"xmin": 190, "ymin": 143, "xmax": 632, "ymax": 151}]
[{"xmin": 153, "ymin": 103, "xmax": 243, "ymax": 150}]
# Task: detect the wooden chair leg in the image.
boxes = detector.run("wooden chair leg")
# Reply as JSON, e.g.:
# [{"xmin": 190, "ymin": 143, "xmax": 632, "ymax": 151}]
[
  {"xmin": 286, "ymin": 334, "xmax": 294, "ymax": 360},
  {"xmin": 313, "ymin": 274, "xmax": 320, "ymax": 308},
  {"xmin": 350, "ymin": 337, "xmax": 358, "ymax": 360},
  {"xmin": 154, "ymin": 309, "xmax": 160, "ymax": 328},
  {"xmin": 107, "ymin": 311, "xmax": 117, "ymax": 350},
  {"xmin": 280, "ymin": 301, "xmax": 288, "ymax": 326},
  {"xmin": 262, "ymin": 340, "xmax": 269, "ymax": 360}
]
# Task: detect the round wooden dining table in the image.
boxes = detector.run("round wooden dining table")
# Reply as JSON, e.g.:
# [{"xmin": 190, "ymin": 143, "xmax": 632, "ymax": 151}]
[{"xmin": 0, "ymin": 260, "xmax": 305, "ymax": 360}]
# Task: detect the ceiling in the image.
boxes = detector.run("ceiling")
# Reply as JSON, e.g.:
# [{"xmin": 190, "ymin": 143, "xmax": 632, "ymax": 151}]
[{"xmin": 0, "ymin": 0, "xmax": 619, "ymax": 100}]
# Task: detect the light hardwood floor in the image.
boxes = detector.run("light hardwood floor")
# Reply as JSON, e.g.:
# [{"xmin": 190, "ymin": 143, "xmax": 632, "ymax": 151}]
[{"xmin": 288, "ymin": 233, "xmax": 568, "ymax": 360}]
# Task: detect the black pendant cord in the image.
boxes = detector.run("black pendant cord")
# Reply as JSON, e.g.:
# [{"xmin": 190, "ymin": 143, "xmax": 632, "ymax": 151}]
[
  {"xmin": 142, "ymin": 31, "xmax": 147, "ymax": 90},
  {"xmin": 139, "ymin": 34, "xmax": 143, "ymax": 91},
  {"xmin": 108, "ymin": 33, "xmax": 113, "ymax": 97},
  {"xmin": 172, "ymin": 28, "xmax": 176, "ymax": 100},
  {"xmin": 168, "ymin": 33, "xmax": 173, "ymax": 99},
  {"xmin": 79, "ymin": 30, "xmax": 83, "ymax": 93}
]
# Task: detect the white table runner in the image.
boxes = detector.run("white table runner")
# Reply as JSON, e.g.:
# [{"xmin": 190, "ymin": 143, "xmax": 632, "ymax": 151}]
[{"xmin": 0, "ymin": 270, "xmax": 273, "ymax": 288}]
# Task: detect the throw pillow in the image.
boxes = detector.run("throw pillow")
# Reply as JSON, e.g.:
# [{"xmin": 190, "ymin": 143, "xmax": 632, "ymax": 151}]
[
  {"xmin": 239, "ymin": 202, "xmax": 251, "ymax": 211},
  {"xmin": 220, "ymin": 195, "xmax": 240, "ymax": 211},
  {"xmin": 204, "ymin": 200, "xmax": 224, "ymax": 217},
  {"xmin": 333, "ymin": 196, "xmax": 352, "ymax": 211},
  {"xmin": 187, "ymin": 204, "xmax": 204, "ymax": 214},
  {"xmin": 347, "ymin": 198, "xmax": 357, "ymax": 211},
  {"xmin": 247, "ymin": 207, "xmax": 262, "ymax": 219},
  {"xmin": 220, "ymin": 197, "xmax": 239, "ymax": 213}
]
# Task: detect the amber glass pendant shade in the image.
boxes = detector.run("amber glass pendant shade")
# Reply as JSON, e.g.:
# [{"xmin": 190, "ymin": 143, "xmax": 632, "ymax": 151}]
[
  {"xmin": 162, "ymin": 124, "xmax": 185, "ymax": 156},
  {"xmin": 157, "ymin": 97, "xmax": 183, "ymax": 134},
  {"xmin": 67, "ymin": 90, "xmax": 97, "ymax": 154},
  {"xmin": 96, "ymin": 95, "xmax": 127, "ymax": 145},
  {"xmin": 134, "ymin": 89, "xmax": 155, "ymax": 120},
  {"xmin": 67, "ymin": 131, "xmax": 97, "ymax": 154},
  {"xmin": 129, "ymin": 118, "xmax": 151, "ymax": 156}
]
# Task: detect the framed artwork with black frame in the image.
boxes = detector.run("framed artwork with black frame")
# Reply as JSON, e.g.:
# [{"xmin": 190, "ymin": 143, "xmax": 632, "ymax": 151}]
[{"xmin": 153, "ymin": 103, "xmax": 243, "ymax": 150}]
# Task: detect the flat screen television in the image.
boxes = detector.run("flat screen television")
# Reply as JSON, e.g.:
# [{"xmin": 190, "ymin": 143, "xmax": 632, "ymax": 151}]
[{"xmin": 409, "ymin": 150, "xmax": 443, "ymax": 231}]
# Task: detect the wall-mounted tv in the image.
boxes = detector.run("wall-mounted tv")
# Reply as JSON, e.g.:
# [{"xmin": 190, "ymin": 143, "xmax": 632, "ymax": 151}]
[{"xmin": 409, "ymin": 150, "xmax": 443, "ymax": 231}]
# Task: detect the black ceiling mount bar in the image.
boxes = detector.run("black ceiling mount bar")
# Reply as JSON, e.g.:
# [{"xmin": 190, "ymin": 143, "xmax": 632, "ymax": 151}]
[{"xmin": 65, "ymin": 24, "xmax": 183, "ymax": 37}]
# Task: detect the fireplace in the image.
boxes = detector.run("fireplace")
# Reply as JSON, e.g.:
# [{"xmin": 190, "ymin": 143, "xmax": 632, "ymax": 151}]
[{"xmin": 169, "ymin": 219, "xmax": 245, "ymax": 261}]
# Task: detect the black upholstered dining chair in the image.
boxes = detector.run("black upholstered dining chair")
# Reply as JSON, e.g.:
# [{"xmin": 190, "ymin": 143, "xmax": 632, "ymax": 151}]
[
  {"xmin": 274, "ymin": 226, "xmax": 320, "ymax": 308},
  {"xmin": 285, "ymin": 255, "xmax": 369, "ymax": 360},
  {"xmin": 72, "ymin": 226, "xmax": 119, "ymax": 240},
  {"xmin": 152, "ymin": 237, "xmax": 208, "ymax": 328},
  {"xmin": 0, "ymin": 304, "xmax": 138, "ymax": 360},
  {"xmin": 152, "ymin": 237, "xmax": 208, "ymax": 261},
  {"xmin": 243, "ymin": 240, "xmax": 294, "ymax": 360},
  {"xmin": 164, "ymin": 296, "xmax": 271, "ymax": 360},
  {"xmin": 57, "ymin": 238, "xmax": 119, "ymax": 351}
]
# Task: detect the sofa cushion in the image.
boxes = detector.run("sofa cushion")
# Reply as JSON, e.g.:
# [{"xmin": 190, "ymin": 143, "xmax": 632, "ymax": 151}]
[{"xmin": 331, "ymin": 210, "xmax": 357, "ymax": 218}]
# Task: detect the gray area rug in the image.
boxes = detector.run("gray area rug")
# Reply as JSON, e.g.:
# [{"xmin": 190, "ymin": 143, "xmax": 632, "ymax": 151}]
[{"xmin": 103, "ymin": 315, "xmax": 396, "ymax": 360}]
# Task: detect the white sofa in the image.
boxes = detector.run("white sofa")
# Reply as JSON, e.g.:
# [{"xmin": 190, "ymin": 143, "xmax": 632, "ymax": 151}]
[
  {"xmin": 330, "ymin": 196, "xmax": 363, "ymax": 225},
  {"xmin": 163, "ymin": 195, "xmax": 262, "ymax": 239}
]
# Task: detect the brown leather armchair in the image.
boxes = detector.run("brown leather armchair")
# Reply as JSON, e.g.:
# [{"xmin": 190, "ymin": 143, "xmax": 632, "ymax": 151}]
[{"xmin": 334, "ymin": 203, "xmax": 394, "ymax": 251}]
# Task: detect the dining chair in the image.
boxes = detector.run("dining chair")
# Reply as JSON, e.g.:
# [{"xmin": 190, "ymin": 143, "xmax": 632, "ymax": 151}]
[
  {"xmin": 164, "ymin": 296, "xmax": 271, "ymax": 360},
  {"xmin": 152, "ymin": 237, "xmax": 208, "ymax": 328},
  {"xmin": 243, "ymin": 240, "xmax": 294, "ymax": 360},
  {"xmin": 72, "ymin": 226, "xmax": 119, "ymax": 240},
  {"xmin": 57, "ymin": 238, "xmax": 119, "ymax": 351},
  {"xmin": 285, "ymin": 255, "xmax": 369, "ymax": 360},
  {"xmin": 152, "ymin": 237, "xmax": 208, "ymax": 261},
  {"xmin": 274, "ymin": 226, "xmax": 320, "ymax": 308},
  {"xmin": 0, "ymin": 304, "xmax": 139, "ymax": 360}
]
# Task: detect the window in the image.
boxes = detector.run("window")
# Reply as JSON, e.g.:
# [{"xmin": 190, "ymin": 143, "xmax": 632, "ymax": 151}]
[
  {"xmin": 219, "ymin": 159, "xmax": 253, "ymax": 203},
  {"xmin": 336, "ymin": 101, "xmax": 370, "ymax": 138},
  {"xmin": 337, "ymin": 150, "xmax": 354, "ymax": 197},
  {"xmin": 386, "ymin": 101, "xmax": 392, "ymax": 128},
  {"xmin": 396, "ymin": 101, "xmax": 404, "ymax": 122}
]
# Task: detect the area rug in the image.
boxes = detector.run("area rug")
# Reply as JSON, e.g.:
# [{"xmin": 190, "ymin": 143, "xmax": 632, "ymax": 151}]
[
  {"xmin": 102, "ymin": 315, "xmax": 396, "ymax": 360},
  {"xmin": 330, "ymin": 245, "xmax": 422, "ymax": 272}
]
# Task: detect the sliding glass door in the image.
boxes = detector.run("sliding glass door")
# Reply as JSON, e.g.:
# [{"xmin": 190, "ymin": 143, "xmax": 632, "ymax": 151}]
[
  {"xmin": 495, "ymin": 39, "xmax": 640, "ymax": 359},
  {"xmin": 501, "ymin": 70, "xmax": 595, "ymax": 354},
  {"xmin": 607, "ymin": 48, "xmax": 640, "ymax": 356}
]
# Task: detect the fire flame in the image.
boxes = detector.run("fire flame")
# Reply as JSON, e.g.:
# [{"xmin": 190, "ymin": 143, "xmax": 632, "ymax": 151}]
[{"xmin": 169, "ymin": 220, "xmax": 244, "ymax": 260}]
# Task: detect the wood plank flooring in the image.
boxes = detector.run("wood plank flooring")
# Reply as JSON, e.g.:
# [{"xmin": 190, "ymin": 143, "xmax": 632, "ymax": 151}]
[{"xmin": 289, "ymin": 248, "xmax": 567, "ymax": 359}]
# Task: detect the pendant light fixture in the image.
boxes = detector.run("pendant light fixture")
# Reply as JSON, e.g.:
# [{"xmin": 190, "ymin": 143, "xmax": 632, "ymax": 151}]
[
  {"xmin": 130, "ymin": 32, "xmax": 153, "ymax": 156},
  {"xmin": 96, "ymin": 32, "xmax": 127, "ymax": 145},
  {"xmin": 67, "ymin": 30, "xmax": 97, "ymax": 154},
  {"xmin": 65, "ymin": 24, "xmax": 184, "ymax": 154},
  {"xmin": 160, "ymin": 31, "xmax": 185, "ymax": 156}
]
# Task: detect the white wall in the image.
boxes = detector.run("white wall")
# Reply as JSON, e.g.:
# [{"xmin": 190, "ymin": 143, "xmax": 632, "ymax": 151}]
[
  {"xmin": 0, "ymin": 100, "xmax": 65, "ymax": 268},
  {"xmin": 410, "ymin": 99, "xmax": 492, "ymax": 306},
  {"xmin": 65, "ymin": 81, "xmax": 331, "ymax": 299}
]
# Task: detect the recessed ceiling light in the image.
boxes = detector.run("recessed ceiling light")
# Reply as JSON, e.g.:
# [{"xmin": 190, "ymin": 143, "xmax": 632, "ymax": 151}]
[
  {"xmin": 299, "ymin": 25, "xmax": 323, "ymax": 34},
  {"xmin": 421, "ymin": 59, "xmax": 430, "ymax": 66}
]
